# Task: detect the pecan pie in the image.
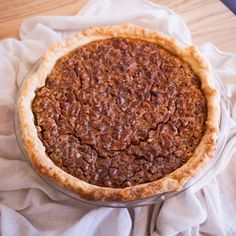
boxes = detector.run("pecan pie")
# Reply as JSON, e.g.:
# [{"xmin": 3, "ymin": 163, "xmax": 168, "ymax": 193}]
[{"xmin": 18, "ymin": 24, "xmax": 219, "ymax": 201}]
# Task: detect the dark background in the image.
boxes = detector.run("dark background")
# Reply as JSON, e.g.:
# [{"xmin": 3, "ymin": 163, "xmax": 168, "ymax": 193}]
[{"xmin": 221, "ymin": 0, "xmax": 236, "ymax": 14}]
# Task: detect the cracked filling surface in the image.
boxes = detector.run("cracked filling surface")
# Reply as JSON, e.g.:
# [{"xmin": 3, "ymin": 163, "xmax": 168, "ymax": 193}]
[{"xmin": 32, "ymin": 38, "xmax": 207, "ymax": 188}]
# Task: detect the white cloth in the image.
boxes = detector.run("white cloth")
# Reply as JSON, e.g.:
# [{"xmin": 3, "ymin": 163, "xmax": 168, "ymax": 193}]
[{"xmin": 0, "ymin": 0, "xmax": 236, "ymax": 235}]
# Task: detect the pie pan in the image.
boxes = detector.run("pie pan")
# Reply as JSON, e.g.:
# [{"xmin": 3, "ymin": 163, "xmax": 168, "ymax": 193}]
[{"xmin": 14, "ymin": 57, "xmax": 230, "ymax": 207}]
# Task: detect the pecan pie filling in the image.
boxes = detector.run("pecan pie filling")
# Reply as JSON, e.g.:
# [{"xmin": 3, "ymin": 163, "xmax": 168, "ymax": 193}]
[{"xmin": 32, "ymin": 38, "xmax": 207, "ymax": 188}]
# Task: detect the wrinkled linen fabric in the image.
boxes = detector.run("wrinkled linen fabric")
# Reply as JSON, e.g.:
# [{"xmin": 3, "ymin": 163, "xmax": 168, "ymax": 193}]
[{"xmin": 0, "ymin": 0, "xmax": 236, "ymax": 235}]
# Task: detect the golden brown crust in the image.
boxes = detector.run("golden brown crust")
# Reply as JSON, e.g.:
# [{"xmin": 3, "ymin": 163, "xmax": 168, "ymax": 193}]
[{"xmin": 17, "ymin": 24, "xmax": 220, "ymax": 202}]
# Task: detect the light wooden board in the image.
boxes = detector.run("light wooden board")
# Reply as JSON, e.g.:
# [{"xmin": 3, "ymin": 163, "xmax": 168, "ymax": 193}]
[{"xmin": 0, "ymin": 0, "xmax": 235, "ymax": 52}]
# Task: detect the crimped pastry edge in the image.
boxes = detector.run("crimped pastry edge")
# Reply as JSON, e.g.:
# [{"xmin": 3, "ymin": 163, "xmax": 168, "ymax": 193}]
[{"xmin": 17, "ymin": 24, "xmax": 220, "ymax": 202}]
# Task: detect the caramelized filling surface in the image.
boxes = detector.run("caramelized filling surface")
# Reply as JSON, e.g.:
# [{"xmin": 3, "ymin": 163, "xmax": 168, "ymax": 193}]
[{"xmin": 32, "ymin": 38, "xmax": 207, "ymax": 188}]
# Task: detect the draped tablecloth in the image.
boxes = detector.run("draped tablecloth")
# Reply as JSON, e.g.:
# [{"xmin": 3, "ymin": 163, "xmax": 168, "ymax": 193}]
[{"xmin": 0, "ymin": 0, "xmax": 236, "ymax": 235}]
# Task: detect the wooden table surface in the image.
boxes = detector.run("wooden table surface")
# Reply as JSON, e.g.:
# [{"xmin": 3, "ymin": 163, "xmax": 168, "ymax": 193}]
[{"xmin": 0, "ymin": 0, "xmax": 235, "ymax": 53}]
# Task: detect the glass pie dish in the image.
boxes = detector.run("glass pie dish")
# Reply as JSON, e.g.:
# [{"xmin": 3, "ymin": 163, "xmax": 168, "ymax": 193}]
[{"xmin": 14, "ymin": 60, "xmax": 230, "ymax": 208}]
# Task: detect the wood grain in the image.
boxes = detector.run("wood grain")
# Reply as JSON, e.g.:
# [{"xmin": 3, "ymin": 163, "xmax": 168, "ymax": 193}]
[
  {"xmin": 0, "ymin": 0, "xmax": 235, "ymax": 53},
  {"xmin": 0, "ymin": 0, "xmax": 88, "ymax": 39},
  {"xmin": 156, "ymin": 0, "xmax": 236, "ymax": 52}
]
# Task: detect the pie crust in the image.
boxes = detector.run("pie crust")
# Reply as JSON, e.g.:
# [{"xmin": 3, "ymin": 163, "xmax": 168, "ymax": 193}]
[{"xmin": 18, "ymin": 24, "xmax": 220, "ymax": 202}]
